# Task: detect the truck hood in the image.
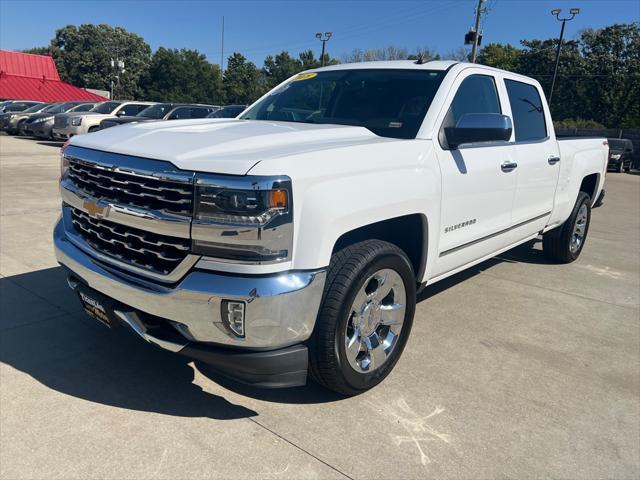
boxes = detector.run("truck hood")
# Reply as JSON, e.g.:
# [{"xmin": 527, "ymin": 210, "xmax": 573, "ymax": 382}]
[{"xmin": 69, "ymin": 118, "xmax": 396, "ymax": 175}]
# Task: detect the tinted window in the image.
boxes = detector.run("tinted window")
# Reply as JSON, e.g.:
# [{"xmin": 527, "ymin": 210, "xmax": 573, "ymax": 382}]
[
  {"xmin": 505, "ymin": 79, "xmax": 547, "ymax": 142},
  {"xmin": 7, "ymin": 102, "xmax": 44, "ymax": 113},
  {"xmin": 448, "ymin": 75, "xmax": 501, "ymax": 125},
  {"xmin": 91, "ymin": 102, "xmax": 120, "ymax": 114},
  {"xmin": 117, "ymin": 104, "xmax": 149, "ymax": 116},
  {"xmin": 189, "ymin": 107, "xmax": 213, "ymax": 118},
  {"xmin": 138, "ymin": 103, "xmax": 174, "ymax": 119},
  {"xmin": 168, "ymin": 107, "xmax": 189, "ymax": 119},
  {"xmin": 208, "ymin": 106, "xmax": 245, "ymax": 118},
  {"xmin": 242, "ymin": 69, "xmax": 446, "ymax": 139},
  {"xmin": 71, "ymin": 103, "xmax": 96, "ymax": 112}
]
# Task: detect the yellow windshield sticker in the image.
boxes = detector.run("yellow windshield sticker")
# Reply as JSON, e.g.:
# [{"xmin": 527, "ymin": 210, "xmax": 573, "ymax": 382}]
[{"xmin": 292, "ymin": 72, "xmax": 317, "ymax": 81}]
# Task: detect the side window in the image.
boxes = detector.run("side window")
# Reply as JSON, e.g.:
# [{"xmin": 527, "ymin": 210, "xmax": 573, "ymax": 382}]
[
  {"xmin": 449, "ymin": 75, "xmax": 501, "ymax": 125},
  {"xmin": 168, "ymin": 107, "xmax": 189, "ymax": 120},
  {"xmin": 189, "ymin": 107, "xmax": 211, "ymax": 119},
  {"xmin": 504, "ymin": 79, "xmax": 547, "ymax": 142}
]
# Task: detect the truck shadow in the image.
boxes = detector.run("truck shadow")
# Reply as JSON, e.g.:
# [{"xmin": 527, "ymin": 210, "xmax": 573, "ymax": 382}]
[
  {"xmin": 0, "ymin": 267, "xmax": 258, "ymax": 420},
  {"xmin": 1, "ymin": 242, "xmax": 553, "ymax": 409},
  {"xmin": 417, "ymin": 240, "xmax": 554, "ymax": 302}
]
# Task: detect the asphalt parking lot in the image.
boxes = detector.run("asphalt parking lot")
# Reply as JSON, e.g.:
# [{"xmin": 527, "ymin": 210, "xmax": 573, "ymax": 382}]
[{"xmin": 1, "ymin": 134, "xmax": 638, "ymax": 479}]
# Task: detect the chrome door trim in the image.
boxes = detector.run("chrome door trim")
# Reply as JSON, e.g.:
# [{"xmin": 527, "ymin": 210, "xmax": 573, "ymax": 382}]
[{"xmin": 439, "ymin": 211, "xmax": 551, "ymax": 257}]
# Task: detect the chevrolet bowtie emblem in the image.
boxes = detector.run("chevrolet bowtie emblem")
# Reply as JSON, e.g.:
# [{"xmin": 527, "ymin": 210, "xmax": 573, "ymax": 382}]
[{"xmin": 83, "ymin": 200, "xmax": 106, "ymax": 217}]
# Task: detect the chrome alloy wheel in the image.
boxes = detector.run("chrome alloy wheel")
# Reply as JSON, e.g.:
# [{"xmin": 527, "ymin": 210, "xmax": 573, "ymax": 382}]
[
  {"xmin": 570, "ymin": 203, "xmax": 588, "ymax": 253},
  {"xmin": 344, "ymin": 269, "xmax": 407, "ymax": 373}
]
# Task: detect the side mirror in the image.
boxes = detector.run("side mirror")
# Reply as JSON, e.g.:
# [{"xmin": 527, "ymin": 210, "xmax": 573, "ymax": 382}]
[
  {"xmin": 445, "ymin": 113, "xmax": 513, "ymax": 149},
  {"xmin": 116, "ymin": 110, "xmax": 126, "ymax": 117}
]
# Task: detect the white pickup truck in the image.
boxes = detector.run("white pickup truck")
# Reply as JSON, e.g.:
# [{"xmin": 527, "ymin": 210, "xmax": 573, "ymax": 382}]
[{"xmin": 54, "ymin": 60, "xmax": 607, "ymax": 395}]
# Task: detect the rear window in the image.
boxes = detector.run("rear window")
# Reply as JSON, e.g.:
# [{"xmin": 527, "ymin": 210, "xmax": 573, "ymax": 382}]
[{"xmin": 505, "ymin": 79, "xmax": 547, "ymax": 142}]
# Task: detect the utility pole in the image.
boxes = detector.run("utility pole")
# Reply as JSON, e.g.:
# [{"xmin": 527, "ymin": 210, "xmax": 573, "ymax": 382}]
[
  {"xmin": 548, "ymin": 8, "xmax": 580, "ymax": 107},
  {"xmin": 315, "ymin": 32, "xmax": 332, "ymax": 67},
  {"xmin": 220, "ymin": 16, "xmax": 225, "ymax": 71},
  {"xmin": 470, "ymin": 0, "xmax": 484, "ymax": 63}
]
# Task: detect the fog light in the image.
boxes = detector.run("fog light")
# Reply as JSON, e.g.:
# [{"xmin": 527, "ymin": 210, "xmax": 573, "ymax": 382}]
[{"xmin": 221, "ymin": 300, "xmax": 246, "ymax": 338}]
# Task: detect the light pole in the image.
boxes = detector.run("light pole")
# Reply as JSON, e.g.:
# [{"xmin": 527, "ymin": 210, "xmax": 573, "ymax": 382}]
[
  {"xmin": 110, "ymin": 58, "xmax": 125, "ymax": 100},
  {"xmin": 315, "ymin": 32, "xmax": 332, "ymax": 67},
  {"xmin": 548, "ymin": 7, "xmax": 580, "ymax": 107}
]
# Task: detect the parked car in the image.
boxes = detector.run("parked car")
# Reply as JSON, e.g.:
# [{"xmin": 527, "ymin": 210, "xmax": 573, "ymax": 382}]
[
  {"xmin": 607, "ymin": 138, "xmax": 634, "ymax": 172},
  {"xmin": 207, "ymin": 105, "xmax": 247, "ymax": 118},
  {"xmin": 163, "ymin": 104, "xmax": 219, "ymax": 120},
  {"xmin": 52, "ymin": 101, "xmax": 156, "ymax": 140},
  {"xmin": 0, "ymin": 100, "xmax": 42, "ymax": 114},
  {"xmin": 99, "ymin": 103, "xmax": 218, "ymax": 130},
  {"xmin": 0, "ymin": 102, "xmax": 50, "ymax": 134},
  {"xmin": 55, "ymin": 61, "xmax": 608, "ymax": 395},
  {"xmin": 23, "ymin": 102, "xmax": 99, "ymax": 139}
]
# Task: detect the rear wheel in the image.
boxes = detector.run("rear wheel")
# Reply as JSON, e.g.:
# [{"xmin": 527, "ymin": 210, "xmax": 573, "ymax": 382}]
[
  {"xmin": 309, "ymin": 240, "xmax": 416, "ymax": 396},
  {"xmin": 543, "ymin": 192, "xmax": 591, "ymax": 263},
  {"xmin": 88, "ymin": 126, "xmax": 99, "ymax": 133}
]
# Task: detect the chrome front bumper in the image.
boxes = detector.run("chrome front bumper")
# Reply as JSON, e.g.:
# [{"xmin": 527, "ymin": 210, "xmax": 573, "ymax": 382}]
[
  {"xmin": 53, "ymin": 125, "xmax": 84, "ymax": 139},
  {"xmin": 54, "ymin": 219, "xmax": 326, "ymax": 349}
]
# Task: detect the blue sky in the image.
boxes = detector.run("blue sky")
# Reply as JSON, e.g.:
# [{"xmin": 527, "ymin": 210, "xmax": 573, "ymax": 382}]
[{"xmin": 1, "ymin": 0, "xmax": 638, "ymax": 66}]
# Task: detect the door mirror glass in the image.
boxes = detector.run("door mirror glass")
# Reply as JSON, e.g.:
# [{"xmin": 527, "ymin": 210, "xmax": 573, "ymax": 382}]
[{"xmin": 445, "ymin": 113, "xmax": 512, "ymax": 149}]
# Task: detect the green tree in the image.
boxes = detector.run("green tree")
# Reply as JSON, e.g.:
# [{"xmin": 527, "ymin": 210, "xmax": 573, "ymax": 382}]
[
  {"xmin": 141, "ymin": 48, "xmax": 224, "ymax": 103},
  {"xmin": 49, "ymin": 24, "xmax": 151, "ymax": 99},
  {"xmin": 477, "ymin": 43, "xmax": 521, "ymax": 71},
  {"xmin": 21, "ymin": 46, "xmax": 51, "ymax": 56},
  {"xmin": 579, "ymin": 23, "xmax": 640, "ymax": 127},
  {"xmin": 262, "ymin": 51, "xmax": 304, "ymax": 88},
  {"xmin": 223, "ymin": 53, "xmax": 264, "ymax": 104}
]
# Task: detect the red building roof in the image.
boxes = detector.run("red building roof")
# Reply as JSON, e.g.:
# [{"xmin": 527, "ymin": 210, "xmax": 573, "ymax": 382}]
[
  {"xmin": 0, "ymin": 50, "xmax": 106, "ymax": 102},
  {"xmin": 0, "ymin": 50, "xmax": 60, "ymax": 80}
]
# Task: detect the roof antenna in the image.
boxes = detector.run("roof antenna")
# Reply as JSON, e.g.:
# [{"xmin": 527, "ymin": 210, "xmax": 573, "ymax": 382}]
[{"xmin": 414, "ymin": 53, "xmax": 427, "ymax": 65}]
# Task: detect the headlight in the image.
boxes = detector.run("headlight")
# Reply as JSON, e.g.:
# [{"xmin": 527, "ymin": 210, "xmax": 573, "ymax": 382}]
[
  {"xmin": 195, "ymin": 186, "xmax": 288, "ymax": 226},
  {"xmin": 191, "ymin": 174, "xmax": 293, "ymax": 263},
  {"xmin": 71, "ymin": 117, "xmax": 82, "ymax": 126},
  {"xmin": 35, "ymin": 116, "xmax": 53, "ymax": 123},
  {"xmin": 610, "ymin": 153, "xmax": 621, "ymax": 160}
]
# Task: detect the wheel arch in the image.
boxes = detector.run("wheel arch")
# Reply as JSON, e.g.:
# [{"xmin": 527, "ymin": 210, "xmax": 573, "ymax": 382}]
[{"xmin": 331, "ymin": 213, "xmax": 429, "ymax": 283}]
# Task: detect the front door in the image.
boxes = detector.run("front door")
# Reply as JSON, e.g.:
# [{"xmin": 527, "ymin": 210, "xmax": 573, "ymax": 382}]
[{"xmin": 432, "ymin": 73, "xmax": 517, "ymax": 278}]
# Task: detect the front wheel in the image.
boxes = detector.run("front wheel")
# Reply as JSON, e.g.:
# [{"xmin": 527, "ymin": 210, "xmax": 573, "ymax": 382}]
[
  {"xmin": 543, "ymin": 192, "xmax": 591, "ymax": 263},
  {"xmin": 309, "ymin": 240, "xmax": 416, "ymax": 396}
]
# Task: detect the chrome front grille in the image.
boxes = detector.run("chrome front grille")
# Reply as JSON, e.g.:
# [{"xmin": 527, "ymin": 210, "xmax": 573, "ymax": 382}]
[
  {"xmin": 54, "ymin": 116, "xmax": 68, "ymax": 128},
  {"xmin": 67, "ymin": 158, "xmax": 194, "ymax": 216},
  {"xmin": 70, "ymin": 207, "xmax": 190, "ymax": 275}
]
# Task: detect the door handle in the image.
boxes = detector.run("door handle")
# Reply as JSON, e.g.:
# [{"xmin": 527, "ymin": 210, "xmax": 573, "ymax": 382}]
[
  {"xmin": 501, "ymin": 162, "xmax": 518, "ymax": 172},
  {"xmin": 548, "ymin": 155, "xmax": 561, "ymax": 165}
]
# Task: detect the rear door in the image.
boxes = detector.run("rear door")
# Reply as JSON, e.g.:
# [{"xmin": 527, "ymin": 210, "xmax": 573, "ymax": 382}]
[
  {"xmin": 432, "ymin": 71, "xmax": 518, "ymax": 277},
  {"xmin": 503, "ymin": 78, "xmax": 560, "ymax": 237}
]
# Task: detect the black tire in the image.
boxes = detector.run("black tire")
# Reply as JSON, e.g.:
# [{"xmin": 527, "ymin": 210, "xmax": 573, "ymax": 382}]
[
  {"xmin": 543, "ymin": 192, "xmax": 591, "ymax": 263},
  {"xmin": 17, "ymin": 120, "xmax": 27, "ymax": 136},
  {"xmin": 616, "ymin": 161, "xmax": 624, "ymax": 173},
  {"xmin": 88, "ymin": 126, "xmax": 100, "ymax": 133},
  {"xmin": 309, "ymin": 240, "xmax": 416, "ymax": 396}
]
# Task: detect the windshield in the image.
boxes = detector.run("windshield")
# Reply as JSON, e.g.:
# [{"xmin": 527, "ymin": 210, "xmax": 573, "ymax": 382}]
[
  {"xmin": 90, "ymin": 101, "xmax": 120, "ymax": 114},
  {"xmin": 241, "ymin": 69, "xmax": 446, "ymax": 139},
  {"xmin": 5, "ymin": 102, "xmax": 38, "ymax": 112},
  {"xmin": 70, "ymin": 103, "xmax": 96, "ymax": 112},
  {"xmin": 23, "ymin": 103, "xmax": 49, "ymax": 113},
  {"xmin": 45, "ymin": 103, "xmax": 76, "ymax": 114},
  {"xmin": 137, "ymin": 103, "xmax": 173, "ymax": 119},
  {"xmin": 608, "ymin": 139, "xmax": 626, "ymax": 150},
  {"xmin": 209, "ymin": 106, "xmax": 245, "ymax": 118}
]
